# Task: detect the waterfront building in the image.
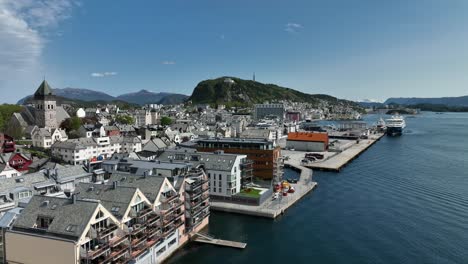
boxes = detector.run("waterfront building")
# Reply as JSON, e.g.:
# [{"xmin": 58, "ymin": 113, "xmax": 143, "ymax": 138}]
[
  {"xmin": 196, "ymin": 138, "xmax": 281, "ymax": 180},
  {"xmin": 287, "ymin": 132, "xmax": 329, "ymax": 152},
  {"xmin": 157, "ymin": 148, "xmax": 252, "ymax": 197}
]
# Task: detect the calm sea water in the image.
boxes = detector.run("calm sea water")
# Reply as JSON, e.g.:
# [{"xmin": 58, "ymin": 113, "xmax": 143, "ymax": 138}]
[{"xmin": 169, "ymin": 112, "xmax": 468, "ymax": 264}]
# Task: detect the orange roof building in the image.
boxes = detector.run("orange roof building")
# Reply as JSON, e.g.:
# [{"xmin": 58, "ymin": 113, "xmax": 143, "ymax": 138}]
[{"xmin": 287, "ymin": 132, "xmax": 329, "ymax": 151}]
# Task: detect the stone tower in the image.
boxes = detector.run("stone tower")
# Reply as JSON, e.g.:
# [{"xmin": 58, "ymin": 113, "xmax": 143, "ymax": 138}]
[{"xmin": 34, "ymin": 80, "xmax": 57, "ymax": 129}]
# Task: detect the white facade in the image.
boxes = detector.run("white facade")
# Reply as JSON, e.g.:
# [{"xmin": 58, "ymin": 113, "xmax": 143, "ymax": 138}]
[
  {"xmin": 32, "ymin": 128, "xmax": 68, "ymax": 149},
  {"xmin": 205, "ymin": 155, "xmax": 245, "ymax": 197},
  {"xmin": 51, "ymin": 136, "xmax": 142, "ymax": 165},
  {"xmin": 0, "ymin": 164, "xmax": 21, "ymax": 179}
]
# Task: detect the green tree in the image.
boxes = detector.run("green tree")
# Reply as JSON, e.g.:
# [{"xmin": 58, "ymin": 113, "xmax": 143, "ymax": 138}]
[
  {"xmin": 160, "ymin": 116, "xmax": 173, "ymax": 126},
  {"xmin": 60, "ymin": 116, "xmax": 82, "ymax": 132},
  {"xmin": 115, "ymin": 115, "xmax": 135, "ymax": 125},
  {"xmin": 0, "ymin": 104, "xmax": 23, "ymax": 132}
]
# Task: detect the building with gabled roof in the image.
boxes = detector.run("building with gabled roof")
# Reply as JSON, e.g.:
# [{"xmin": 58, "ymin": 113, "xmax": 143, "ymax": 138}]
[{"xmin": 5, "ymin": 195, "xmax": 125, "ymax": 264}]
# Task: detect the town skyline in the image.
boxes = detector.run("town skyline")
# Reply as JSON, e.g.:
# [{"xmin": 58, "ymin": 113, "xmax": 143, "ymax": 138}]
[{"xmin": 2, "ymin": 0, "xmax": 468, "ymax": 103}]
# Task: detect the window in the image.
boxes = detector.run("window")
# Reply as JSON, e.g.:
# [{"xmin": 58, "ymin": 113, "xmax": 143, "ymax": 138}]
[
  {"xmin": 168, "ymin": 238, "xmax": 177, "ymax": 247},
  {"xmin": 65, "ymin": 225, "xmax": 77, "ymax": 232},
  {"xmin": 156, "ymin": 246, "xmax": 166, "ymax": 256},
  {"xmin": 36, "ymin": 216, "xmax": 54, "ymax": 229},
  {"xmin": 18, "ymin": 191, "xmax": 31, "ymax": 199},
  {"xmin": 219, "ymin": 181, "xmax": 221, "ymax": 188},
  {"xmin": 219, "ymin": 174, "xmax": 222, "ymax": 181},
  {"xmin": 111, "ymin": 206, "xmax": 120, "ymax": 213}
]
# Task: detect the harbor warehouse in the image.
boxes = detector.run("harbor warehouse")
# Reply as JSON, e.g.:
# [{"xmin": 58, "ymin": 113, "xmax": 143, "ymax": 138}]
[{"xmin": 287, "ymin": 132, "xmax": 329, "ymax": 152}]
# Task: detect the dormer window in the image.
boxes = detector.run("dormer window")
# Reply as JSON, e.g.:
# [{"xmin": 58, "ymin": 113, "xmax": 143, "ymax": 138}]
[{"xmin": 36, "ymin": 215, "xmax": 54, "ymax": 229}]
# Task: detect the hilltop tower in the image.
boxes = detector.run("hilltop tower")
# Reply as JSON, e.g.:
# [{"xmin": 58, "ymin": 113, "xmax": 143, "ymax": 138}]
[{"xmin": 34, "ymin": 80, "xmax": 57, "ymax": 129}]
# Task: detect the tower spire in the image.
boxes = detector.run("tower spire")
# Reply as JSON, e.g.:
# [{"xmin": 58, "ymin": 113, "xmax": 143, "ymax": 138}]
[{"xmin": 253, "ymin": 72, "xmax": 256, "ymax": 82}]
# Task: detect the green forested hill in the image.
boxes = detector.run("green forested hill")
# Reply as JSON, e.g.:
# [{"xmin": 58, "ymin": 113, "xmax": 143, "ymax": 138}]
[{"xmin": 188, "ymin": 77, "xmax": 360, "ymax": 109}]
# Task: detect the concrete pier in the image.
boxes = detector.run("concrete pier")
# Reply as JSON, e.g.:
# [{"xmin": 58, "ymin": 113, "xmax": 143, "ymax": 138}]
[
  {"xmin": 283, "ymin": 133, "xmax": 384, "ymax": 172},
  {"xmin": 210, "ymin": 162, "xmax": 317, "ymax": 219}
]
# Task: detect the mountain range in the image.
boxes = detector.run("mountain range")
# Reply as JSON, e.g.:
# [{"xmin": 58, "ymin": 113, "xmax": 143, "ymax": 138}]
[
  {"xmin": 17, "ymin": 88, "xmax": 189, "ymax": 105},
  {"xmin": 384, "ymin": 96, "xmax": 468, "ymax": 107}
]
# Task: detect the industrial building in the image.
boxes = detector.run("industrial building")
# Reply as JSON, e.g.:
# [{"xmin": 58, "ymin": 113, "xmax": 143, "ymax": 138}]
[{"xmin": 287, "ymin": 132, "xmax": 329, "ymax": 152}]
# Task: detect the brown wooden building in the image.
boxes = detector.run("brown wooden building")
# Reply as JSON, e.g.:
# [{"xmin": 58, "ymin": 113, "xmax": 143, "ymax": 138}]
[{"xmin": 196, "ymin": 138, "xmax": 281, "ymax": 180}]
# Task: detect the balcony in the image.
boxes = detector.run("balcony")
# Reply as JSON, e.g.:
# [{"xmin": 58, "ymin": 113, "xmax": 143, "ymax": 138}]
[
  {"xmin": 147, "ymin": 213, "xmax": 160, "ymax": 227},
  {"xmin": 136, "ymin": 207, "xmax": 153, "ymax": 219},
  {"xmin": 189, "ymin": 202, "xmax": 210, "ymax": 216},
  {"xmin": 162, "ymin": 224, "xmax": 176, "ymax": 238},
  {"xmin": 160, "ymin": 192, "xmax": 178, "ymax": 204},
  {"xmin": 185, "ymin": 179, "xmax": 209, "ymax": 193},
  {"xmin": 96, "ymin": 224, "xmax": 118, "ymax": 239},
  {"xmin": 130, "ymin": 224, "xmax": 146, "ymax": 236},
  {"xmin": 186, "ymin": 194, "xmax": 209, "ymax": 209},
  {"xmin": 109, "ymin": 235, "xmax": 128, "ymax": 248},
  {"xmin": 81, "ymin": 244, "xmax": 110, "ymax": 260},
  {"xmin": 146, "ymin": 227, "xmax": 162, "ymax": 241}
]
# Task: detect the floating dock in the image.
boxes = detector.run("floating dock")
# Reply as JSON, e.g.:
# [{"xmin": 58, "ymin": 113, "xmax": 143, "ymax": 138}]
[{"xmin": 193, "ymin": 233, "xmax": 247, "ymax": 249}]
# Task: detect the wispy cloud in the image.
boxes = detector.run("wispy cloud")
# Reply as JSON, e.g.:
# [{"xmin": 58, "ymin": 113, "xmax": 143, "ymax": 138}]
[
  {"xmin": 161, "ymin": 61, "xmax": 176, "ymax": 65},
  {"xmin": 220, "ymin": 34, "xmax": 225, "ymax": 40},
  {"xmin": 0, "ymin": 0, "xmax": 79, "ymax": 101},
  {"xmin": 285, "ymin": 22, "xmax": 303, "ymax": 33},
  {"xmin": 91, "ymin": 72, "xmax": 117, "ymax": 77}
]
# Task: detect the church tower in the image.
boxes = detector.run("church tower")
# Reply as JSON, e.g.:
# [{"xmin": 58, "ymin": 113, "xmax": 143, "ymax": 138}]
[{"xmin": 34, "ymin": 80, "xmax": 57, "ymax": 129}]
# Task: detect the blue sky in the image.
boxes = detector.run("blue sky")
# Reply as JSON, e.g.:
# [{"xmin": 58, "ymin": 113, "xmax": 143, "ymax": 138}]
[{"xmin": 1, "ymin": 0, "xmax": 468, "ymax": 103}]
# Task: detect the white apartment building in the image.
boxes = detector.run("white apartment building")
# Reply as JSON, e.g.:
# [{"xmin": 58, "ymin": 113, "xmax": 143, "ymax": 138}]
[
  {"xmin": 158, "ymin": 149, "xmax": 248, "ymax": 197},
  {"xmin": 51, "ymin": 136, "xmax": 142, "ymax": 165}
]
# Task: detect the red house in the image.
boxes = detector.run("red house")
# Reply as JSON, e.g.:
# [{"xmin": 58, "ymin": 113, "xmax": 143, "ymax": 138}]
[
  {"xmin": 0, "ymin": 133, "xmax": 16, "ymax": 153},
  {"xmin": 286, "ymin": 111, "xmax": 301, "ymax": 122},
  {"xmin": 8, "ymin": 153, "xmax": 33, "ymax": 172},
  {"xmin": 104, "ymin": 126, "xmax": 121, "ymax": 136}
]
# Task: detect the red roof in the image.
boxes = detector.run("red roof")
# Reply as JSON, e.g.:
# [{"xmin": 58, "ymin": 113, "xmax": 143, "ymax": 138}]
[{"xmin": 287, "ymin": 132, "xmax": 329, "ymax": 143}]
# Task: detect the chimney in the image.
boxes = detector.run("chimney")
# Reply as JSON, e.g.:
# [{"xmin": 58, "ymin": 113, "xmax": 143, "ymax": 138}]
[{"xmin": 72, "ymin": 194, "xmax": 77, "ymax": 204}]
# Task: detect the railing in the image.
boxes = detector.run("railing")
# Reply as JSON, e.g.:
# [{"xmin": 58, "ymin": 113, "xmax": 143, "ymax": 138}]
[
  {"xmin": 162, "ymin": 224, "xmax": 176, "ymax": 238},
  {"xmin": 109, "ymin": 235, "xmax": 128, "ymax": 248},
  {"xmin": 185, "ymin": 179, "xmax": 209, "ymax": 192},
  {"xmin": 81, "ymin": 244, "xmax": 110, "ymax": 260},
  {"xmin": 136, "ymin": 207, "xmax": 153, "ymax": 218},
  {"xmin": 97, "ymin": 224, "xmax": 118, "ymax": 239},
  {"xmin": 160, "ymin": 193, "xmax": 178, "ymax": 203},
  {"xmin": 187, "ymin": 194, "xmax": 209, "ymax": 209},
  {"xmin": 190, "ymin": 203, "xmax": 210, "ymax": 215}
]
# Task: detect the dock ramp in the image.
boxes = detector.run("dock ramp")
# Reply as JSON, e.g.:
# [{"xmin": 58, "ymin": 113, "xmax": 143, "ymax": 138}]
[{"xmin": 193, "ymin": 233, "xmax": 247, "ymax": 249}]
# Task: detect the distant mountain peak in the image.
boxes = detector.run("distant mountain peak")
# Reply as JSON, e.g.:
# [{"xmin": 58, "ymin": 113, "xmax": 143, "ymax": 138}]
[{"xmin": 18, "ymin": 87, "xmax": 188, "ymax": 105}]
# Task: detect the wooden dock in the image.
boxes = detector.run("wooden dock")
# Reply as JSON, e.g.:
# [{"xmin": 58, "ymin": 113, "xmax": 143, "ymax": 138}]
[{"xmin": 193, "ymin": 233, "xmax": 247, "ymax": 249}]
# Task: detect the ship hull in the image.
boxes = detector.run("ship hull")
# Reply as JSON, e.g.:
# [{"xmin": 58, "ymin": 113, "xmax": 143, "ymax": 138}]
[{"xmin": 387, "ymin": 126, "xmax": 404, "ymax": 136}]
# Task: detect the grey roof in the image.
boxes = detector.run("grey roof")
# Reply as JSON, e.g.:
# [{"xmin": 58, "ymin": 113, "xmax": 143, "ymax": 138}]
[
  {"xmin": 143, "ymin": 138, "xmax": 169, "ymax": 152},
  {"xmin": 12, "ymin": 195, "xmax": 99, "ymax": 241},
  {"xmin": 75, "ymin": 183, "xmax": 137, "ymax": 221},
  {"xmin": 107, "ymin": 173, "xmax": 165, "ymax": 203},
  {"xmin": 52, "ymin": 137, "xmax": 98, "ymax": 150},
  {"xmin": 0, "ymin": 171, "xmax": 49, "ymax": 195},
  {"xmin": 0, "ymin": 208, "xmax": 23, "ymax": 228},
  {"xmin": 240, "ymin": 129, "xmax": 272, "ymax": 139},
  {"xmin": 34, "ymin": 80, "xmax": 54, "ymax": 97},
  {"xmin": 158, "ymin": 148, "xmax": 241, "ymax": 172},
  {"xmin": 51, "ymin": 166, "xmax": 92, "ymax": 183}
]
